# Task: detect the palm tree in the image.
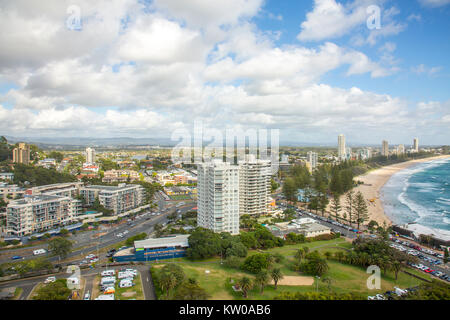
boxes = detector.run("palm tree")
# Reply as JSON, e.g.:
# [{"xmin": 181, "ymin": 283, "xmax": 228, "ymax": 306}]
[
  {"xmin": 313, "ymin": 258, "xmax": 329, "ymax": 277},
  {"xmin": 270, "ymin": 268, "xmax": 283, "ymax": 290},
  {"xmin": 238, "ymin": 277, "xmax": 253, "ymax": 298},
  {"xmin": 391, "ymin": 260, "xmax": 403, "ymax": 280},
  {"xmin": 294, "ymin": 249, "xmax": 305, "ymax": 262},
  {"xmin": 160, "ymin": 272, "xmax": 177, "ymax": 298},
  {"xmin": 255, "ymin": 270, "xmax": 270, "ymax": 294},
  {"xmin": 266, "ymin": 254, "xmax": 275, "ymax": 269}
]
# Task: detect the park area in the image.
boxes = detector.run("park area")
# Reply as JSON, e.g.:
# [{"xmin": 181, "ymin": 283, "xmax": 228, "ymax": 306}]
[{"xmin": 151, "ymin": 238, "xmax": 432, "ymax": 300}]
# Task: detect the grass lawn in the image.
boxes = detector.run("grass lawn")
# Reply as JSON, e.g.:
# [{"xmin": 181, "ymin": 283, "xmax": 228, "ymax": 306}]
[
  {"xmin": 13, "ymin": 287, "xmax": 23, "ymax": 300},
  {"xmin": 114, "ymin": 273, "xmax": 144, "ymax": 300},
  {"xmin": 151, "ymin": 238, "xmax": 430, "ymax": 300}
]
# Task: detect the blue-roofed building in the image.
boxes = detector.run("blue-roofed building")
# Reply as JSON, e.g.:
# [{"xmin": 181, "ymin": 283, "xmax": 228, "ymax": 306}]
[{"xmin": 113, "ymin": 234, "xmax": 189, "ymax": 262}]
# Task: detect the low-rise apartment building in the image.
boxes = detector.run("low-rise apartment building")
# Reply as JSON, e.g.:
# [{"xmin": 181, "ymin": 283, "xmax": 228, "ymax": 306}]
[
  {"xmin": 0, "ymin": 183, "xmax": 25, "ymax": 203},
  {"xmin": 26, "ymin": 182, "xmax": 83, "ymax": 198},
  {"xmin": 102, "ymin": 169, "xmax": 140, "ymax": 183},
  {"xmin": 6, "ymin": 195, "xmax": 82, "ymax": 236},
  {"xmin": 80, "ymin": 183, "xmax": 145, "ymax": 215}
]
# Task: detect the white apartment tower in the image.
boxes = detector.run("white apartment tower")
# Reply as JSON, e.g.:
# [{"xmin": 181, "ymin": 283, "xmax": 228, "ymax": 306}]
[
  {"xmin": 413, "ymin": 138, "xmax": 419, "ymax": 152},
  {"xmin": 307, "ymin": 151, "xmax": 318, "ymax": 171},
  {"xmin": 85, "ymin": 147, "xmax": 96, "ymax": 164},
  {"xmin": 197, "ymin": 160, "xmax": 240, "ymax": 235},
  {"xmin": 338, "ymin": 134, "xmax": 346, "ymax": 160},
  {"xmin": 382, "ymin": 140, "xmax": 389, "ymax": 157},
  {"xmin": 238, "ymin": 155, "xmax": 271, "ymax": 216},
  {"xmin": 397, "ymin": 144, "xmax": 405, "ymax": 155}
]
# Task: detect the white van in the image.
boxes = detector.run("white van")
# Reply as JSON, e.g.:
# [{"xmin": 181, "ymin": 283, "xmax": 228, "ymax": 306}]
[
  {"xmin": 33, "ymin": 249, "xmax": 46, "ymax": 255},
  {"xmin": 124, "ymin": 269, "xmax": 137, "ymax": 276},
  {"xmin": 101, "ymin": 277, "xmax": 116, "ymax": 286},
  {"xmin": 101, "ymin": 270, "xmax": 116, "ymax": 277},
  {"xmin": 118, "ymin": 271, "xmax": 134, "ymax": 279},
  {"xmin": 119, "ymin": 279, "xmax": 133, "ymax": 288}
]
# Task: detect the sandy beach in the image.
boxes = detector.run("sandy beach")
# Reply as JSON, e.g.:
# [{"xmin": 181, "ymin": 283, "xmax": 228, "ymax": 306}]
[{"xmin": 325, "ymin": 155, "xmax": 450, "ymax": 227}]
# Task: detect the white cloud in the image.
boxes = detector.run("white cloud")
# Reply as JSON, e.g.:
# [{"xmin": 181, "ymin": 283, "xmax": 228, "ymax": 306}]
[
  {"xmin": 411, "ymin": 64, "xmax": 442, "ymax": 75},
  {"xmin": 297, "ymin": 0, "xmax": 370, "ymax": 41},
  {"xmin": 0, "ymin": 0, "xmax": 447, "ymax": 143},
  {"xmin": 418, "ymin": 0, "xmax": 450, "ymax": 7}
]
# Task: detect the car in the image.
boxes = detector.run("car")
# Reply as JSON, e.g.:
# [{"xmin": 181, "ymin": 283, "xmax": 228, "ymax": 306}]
[
  {"xmin": 84, "ymin": 291, "xmax": 91, "ymax": 300},
  {"xmin": 44, "ymin": 276, "xmax": 56, "ymax": 284},
  {"xmin": 124, "ymin": 268, "xmax": 138, "ymax": 276},
  {"xmin": 33, "ymin": 249, "xmax": 46, "ymax": 255},
  {"xmin": 11, "ymin": 256, "xmax": 23, "ymax": 260},
  {"xmin": 425, "ymin": 269, "xmax": 435, "ymax": 273},
  {"xmin": 117, "ymin": 233, "xmax": 123, "ymax": 238},
  {"xmin": 86, "ymin": 254, "xmax": 96, "ymax": 260}
]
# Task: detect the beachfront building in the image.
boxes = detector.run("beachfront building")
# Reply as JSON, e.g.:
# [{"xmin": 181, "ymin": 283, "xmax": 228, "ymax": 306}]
[
  {"xmin": 12, "ymin": 143, "xmax": 30, "ymax": 165},
  {"xmin": 238, "ymin": 155, "xmax": 271, "ymax": 216},
  {"xmin": 268, "ymin": 218, "xmax": 331, "ymax": 239},
  {"xmin": 197, "ymin": 160, "xmax": 240, "ymax": 235},
  {"xmin": 396, "ymin": 144, "xmax": 405, "ymax": 155},
  {"xmin": 6, "ymin": 195, "xmax": 82, "ymax": 236},
  {"xmin": 413, "ymin": 138, "xmax": 419, "ymax": 153},
  {"xmin": 80, "ymin": 183, "xmax": 145, "ymax": 215},
  {"xmin": 338, "ymin": 134, "xmax": 346, "ymax": 161},
  {"xmin": 382, "ymin": 140, "xmax": 389, "ymax": 157}
]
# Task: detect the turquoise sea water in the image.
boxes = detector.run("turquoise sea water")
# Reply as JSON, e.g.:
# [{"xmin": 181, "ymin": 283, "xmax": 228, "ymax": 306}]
[{"xmin": 381, "ymin": 157, "xmax": 450, "ymax": 233}]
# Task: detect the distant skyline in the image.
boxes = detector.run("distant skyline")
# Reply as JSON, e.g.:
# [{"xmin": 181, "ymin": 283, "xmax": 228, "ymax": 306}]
[{"xmin": 0, "ymin": 0, "xmax": 449, "ymax": 144}]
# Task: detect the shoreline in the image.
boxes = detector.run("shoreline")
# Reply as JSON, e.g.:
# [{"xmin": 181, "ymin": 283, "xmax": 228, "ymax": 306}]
[{"xmin": 352, "ymin": 155, "xmax": 450, "ymax": 227}]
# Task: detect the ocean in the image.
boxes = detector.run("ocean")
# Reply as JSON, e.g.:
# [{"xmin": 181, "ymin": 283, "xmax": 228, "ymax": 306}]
[{"xmin": 381, "ymin": 157, "xmax": 450, "ymax": 240}]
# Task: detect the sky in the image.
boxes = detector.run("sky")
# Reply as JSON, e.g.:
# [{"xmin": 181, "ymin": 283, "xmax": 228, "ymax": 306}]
[{"xmin": 0, "ymin": 0, "xmax": 449, "ymax": 146}]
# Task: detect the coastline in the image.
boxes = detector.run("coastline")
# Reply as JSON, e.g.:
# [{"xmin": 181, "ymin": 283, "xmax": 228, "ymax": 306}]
[{"xmin": 352, "ymin": 155, "xmax": 450, "ymax": 227}]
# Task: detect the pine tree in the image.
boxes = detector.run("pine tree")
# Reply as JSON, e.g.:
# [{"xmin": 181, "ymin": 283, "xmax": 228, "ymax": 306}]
[
  {"xmin": 353, "ymin": 191, "xmax": 369, "ymax": 230},
  {"xmin": 345, "ymin": 190, "xmax": 355, "ymax": 227},
  {"xmin": 331, "ymin": 193, "xmax": 341, "ymax": 222}
]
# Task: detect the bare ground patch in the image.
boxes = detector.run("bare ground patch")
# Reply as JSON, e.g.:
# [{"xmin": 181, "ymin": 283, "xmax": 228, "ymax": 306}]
[{"xmin": 270, "ymin": 276, "xmax": 314, "ymax": 286}]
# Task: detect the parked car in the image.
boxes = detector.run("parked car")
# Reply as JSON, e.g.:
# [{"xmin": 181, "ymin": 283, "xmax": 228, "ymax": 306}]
[
  {"xmin": 84, "ymin": 291, "xmax": 91, "ymax": 300},
  {"xmin": 33, "ymin": 249, "xmax": 46, "ymax": 256},
  {"xmin": 11, "ymin": 256, "xmax": 23, "ymax": 260}
]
